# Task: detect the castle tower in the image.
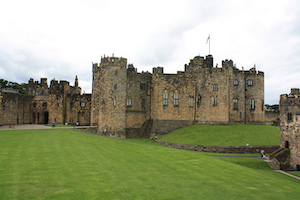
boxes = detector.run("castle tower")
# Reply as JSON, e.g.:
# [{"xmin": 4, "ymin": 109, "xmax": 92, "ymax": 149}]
[
  {"xmin": 279, "ymin": 88, "xmax": 300, "ymax": 170},
  {"xmin": 91, "ymin": 55, "xmax": 128, "ymax": 137}
]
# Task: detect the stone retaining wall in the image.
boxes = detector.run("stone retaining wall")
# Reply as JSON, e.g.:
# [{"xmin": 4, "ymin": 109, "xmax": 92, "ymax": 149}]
[
  {"xmin": 156, "ymin": 140, "xmax": 279, "ymax": 154},
  {"xmin": 75, "ymin": 126, "xmax": 98, "ymax": 134}
]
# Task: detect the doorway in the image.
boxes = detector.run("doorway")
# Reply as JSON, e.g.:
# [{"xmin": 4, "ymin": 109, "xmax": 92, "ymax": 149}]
[{"xmin": 44, "ymin": 112, "xmax": 49, "ymax": 124}]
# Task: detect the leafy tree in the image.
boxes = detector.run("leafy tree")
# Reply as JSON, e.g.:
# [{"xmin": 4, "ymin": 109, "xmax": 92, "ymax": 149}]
[{"xmin": 0, "ymin": 79, "xmax": 28, "ymax": 94}]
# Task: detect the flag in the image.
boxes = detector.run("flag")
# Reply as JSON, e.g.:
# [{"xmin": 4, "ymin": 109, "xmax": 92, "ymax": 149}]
[{"xmin": 206, "ymin": 35, "xmax": 210, "ymax": 44}]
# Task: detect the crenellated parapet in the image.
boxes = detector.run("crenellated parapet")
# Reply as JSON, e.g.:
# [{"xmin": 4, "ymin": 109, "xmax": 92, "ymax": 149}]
[{"xmin": 100, "ymin": 55, "xmax": 127, "ymax": 68}]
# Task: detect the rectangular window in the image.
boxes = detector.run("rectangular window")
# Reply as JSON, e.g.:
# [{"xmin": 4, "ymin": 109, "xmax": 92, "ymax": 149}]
[
  {"xmin": 81, "ymin": 102, "xmax": 85, "ymax": 107},
  {"xmin": 234, "ymin": 80, "xmax": 239, "ymax": 86},
  {"xmin": 174, "ymin": 93, "xmax": 179, "ymax": 106},
  {"xmin": 248, "ymin": 80, "xmax": 253, "ymax": 86},
  {"xmin": 163, "ymin": 92, "xmax": 168, "ymax": 106},
  {"xmin": 127, "ymin": 98, "xmax": 132, "ymax": 107},
  {"xmin": 212, "ymin": 84, "xmax": 218, "ymax": 91},
  {"xmin": 250, "ymin": 99, "xmax": 255, "ymax": 110},
  {"xmin": 141, "ymin": 99, "xmax": 145, "ymax": 108},
  {"xmin": 233, "ymin": 98, "xmax": 238, "ymax": 110},
  {"xmin": 288, "ymin": 112, "xmax": 292, "ymax": 121},
  {"xmin": 113, "ymin": 99, "xmax": 117, "ymax": 106},
  {"xmin": 212, "ymin": 96, "xmax": 217, "ymax": 106},
  {"xmin": 189, "ymin": 97, "xmax": 194, "ymax": 108}
]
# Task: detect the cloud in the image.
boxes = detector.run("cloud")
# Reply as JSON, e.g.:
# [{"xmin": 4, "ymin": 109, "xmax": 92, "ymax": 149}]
[{"xmin": 0, "ymin": 0, "xmax": 300, "ymax": 104}]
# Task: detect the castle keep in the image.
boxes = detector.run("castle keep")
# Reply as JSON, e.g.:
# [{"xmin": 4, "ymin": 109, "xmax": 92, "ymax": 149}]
[{"xmin": 91, "ymin": 55, "xmax": 265, "ymax": 138}]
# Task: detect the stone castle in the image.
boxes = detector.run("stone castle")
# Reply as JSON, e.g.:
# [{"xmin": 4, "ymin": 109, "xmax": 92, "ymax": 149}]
[
  {"xmin": 91, "ymin": 54, "xmax": 265, "ymax": 138},
  {"xmin": 0, "ymin": 54, "xmax": 265, "ymax": 138},
  {"xmin": 0, "ymin": 76, "xmax": 91, "ymax": 126}
]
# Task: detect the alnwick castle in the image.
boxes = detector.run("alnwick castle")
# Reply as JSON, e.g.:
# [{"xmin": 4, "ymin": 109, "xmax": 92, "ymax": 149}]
[
  {"xmin": 2, "ymin": 54, "xmax": 300, "ymax": 170},
  {"xmin": 0, "ymin": 54, "xmax": 265, "ymax": 137}
]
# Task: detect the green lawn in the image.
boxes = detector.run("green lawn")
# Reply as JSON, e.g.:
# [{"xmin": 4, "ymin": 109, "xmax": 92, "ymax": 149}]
[
  {"xmin": 157, "ymin": 124, "xmax": 280, "ymax": 146},
  {"xmin": 0, "ymin": 129, "xmax": 299, "ymax": 200}
]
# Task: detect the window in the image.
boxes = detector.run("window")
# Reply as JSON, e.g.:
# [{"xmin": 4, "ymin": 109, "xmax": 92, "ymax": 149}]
[
  {"xmin": 174, "ymin": 92, "xmax": 179, "ymax": 106},
  {"xmin": 234, "ymin": 80, "xmax": 239, "ymax": 86},
  {"xmin": 212, "ymin": 84, "xmax": 218, "ymax": 91},
  {"xmin": 81, "ymin": 102, "xmax": 85, "ymax": 107},
  {"xmin": 288, "ymin": 112, "xmax": 292, "ymax": 121},
  {"xmin": 140, "ymin": 83, "xmax": 146, "ymax": 90},
  {"xmin": 141, "ymin": 99, "xmax": 145, "ymax": 108},
  {"xmin": 163, "ymin": 92, "xmax": 168, "ymax": 106},
  {"xmin": 250, "ymin": 99, "xmax": 255, "ymax": 110},
  {"xmin": 248, "ymin": 80, "xmax": 253, "ymax": 86},
  {"xmin": 114, "ymin": 84, "xmax": 117, "ymax": 90},
  {"xmin": 127, "ymin": 83, "xmax": 130, "ymax": 88},
  {"xmin": 212, "ymin": 96, "xmax": 217, "ymax": 106},
  {"xmin": 127, "ymin": 98, "xmax": 132, "ymax": 107},
  {"xmin": 113, "ymin": 99, "xmax": 117, "ymax": 106},
  {"xmin": 189, "ymin": 97, "xmax": 194, "ymax": 108},
  {"xmin": 233, "ymin": 98, "xmax": 238, "ymax": 110}
]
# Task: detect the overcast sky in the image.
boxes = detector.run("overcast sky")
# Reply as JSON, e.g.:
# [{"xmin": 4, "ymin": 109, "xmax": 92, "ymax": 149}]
[{"xmin": 1, "ymin": 0, "xmax": 299, "ymax": 104}]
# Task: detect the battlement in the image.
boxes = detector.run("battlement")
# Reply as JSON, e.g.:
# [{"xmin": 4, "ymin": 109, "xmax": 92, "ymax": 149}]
[
  {"xmin": 153, "ymin": 67, "xmax": 164, "ymax": 74},
  {"xmin": 222, "ymin": 59, "xmax": 234, "ymax": 69},
  {"xmin": 280, "ymin": 88, "xmax": 300, "ymax": 103},
  {"xmin": 100, "ymin": 55, "xmax": 127, "ymax": 68}
]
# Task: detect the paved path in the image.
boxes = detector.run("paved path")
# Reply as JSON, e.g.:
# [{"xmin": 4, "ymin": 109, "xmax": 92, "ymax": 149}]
[{"xmin": 0, "ymin": 124, "xmax": 54, "ymax": 130}]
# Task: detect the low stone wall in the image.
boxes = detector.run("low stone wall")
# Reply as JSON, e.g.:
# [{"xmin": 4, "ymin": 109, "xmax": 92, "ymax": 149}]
[
  {"xmin": 75, "ymin": 126, "xmax": 98, "ymax": 134},
  {"xmin": 155, "ymin": 140, "xmax": 279, "ymax": 154}
]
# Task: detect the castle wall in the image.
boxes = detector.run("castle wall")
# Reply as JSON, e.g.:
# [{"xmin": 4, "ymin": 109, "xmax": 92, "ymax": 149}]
[
  {"xmin": 151, "ymin": 71, "xmax": 195, "ymax": 122},
  {"xmin": 125, "ymin": 68, "xmax": 151, "ymax": 128},
  {"xmin": 1, "ymin": 92, "xmax": 33, "ymax": 125},
  {"xmin": 193, "ymin": 68, "xmax": 229, "ymax": 123},
  {"xmin": 66, "ymin": 94, "xmax": 91, "ymax": 125},
  {"xmin": 280, "ymin": 89, "xmax": 300, "ymax": 170}
]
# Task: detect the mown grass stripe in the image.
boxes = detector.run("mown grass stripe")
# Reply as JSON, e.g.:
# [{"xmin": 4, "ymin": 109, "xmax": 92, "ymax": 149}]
[{"xmin": 0, "ymin": 129, "xmax": 298, "ymax": 200}]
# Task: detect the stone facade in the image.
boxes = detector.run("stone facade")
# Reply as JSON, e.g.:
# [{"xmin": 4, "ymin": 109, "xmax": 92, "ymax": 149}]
[
  {"xmin": 91, "ymin": 55, "xmax": 265, "ymax": 138},
  {"xmin": 279, "ymin": 88, "xmax": 300, "ymax": 170},
  {"xmin": 0, "ymin": 76, "xmax": 91, "ymax": 126}
]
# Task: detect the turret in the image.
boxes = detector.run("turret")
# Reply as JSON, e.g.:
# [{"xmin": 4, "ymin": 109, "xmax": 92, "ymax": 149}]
[{"xmin": 75, "ymin": 75, "xmax": 78, "ymax": 88}]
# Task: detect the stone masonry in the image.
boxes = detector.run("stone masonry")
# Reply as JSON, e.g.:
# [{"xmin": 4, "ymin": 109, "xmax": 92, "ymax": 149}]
[
  {"xmin": 279, "ymin": 88, "xmax": 300, "ymax": 170},
  {"xmin": 91, "ymin": 54, "xmax": 265, "ymax": 138},
  {"xmin": 0, "ymin": 76, "xmax": 91, "ymax": 126}
]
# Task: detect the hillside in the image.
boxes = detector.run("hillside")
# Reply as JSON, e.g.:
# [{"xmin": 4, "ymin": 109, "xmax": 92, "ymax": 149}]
[{"xmin": 157, "ymin": 124, "xmax": 280, "ymax": 146}]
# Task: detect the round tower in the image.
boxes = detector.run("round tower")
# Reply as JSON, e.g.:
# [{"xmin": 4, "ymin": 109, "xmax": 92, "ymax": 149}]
[{"xmin": 91, "ymin": 55, "xmax": 128, "ymax": 137}]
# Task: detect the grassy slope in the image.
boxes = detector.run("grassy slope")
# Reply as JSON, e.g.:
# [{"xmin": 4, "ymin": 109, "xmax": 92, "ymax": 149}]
[
  {"xmin": 157, "ymin": 124, "xmax": 280, "ymax": 146},
  {"xmin": 0, "ymin": 129, "xmax": 298, "ymax": 200}
]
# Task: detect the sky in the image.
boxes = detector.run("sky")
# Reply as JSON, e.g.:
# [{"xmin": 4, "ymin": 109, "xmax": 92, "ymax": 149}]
[{"xmin": 0, "ymin": 0, "xmax": 300, "ymax": 104}]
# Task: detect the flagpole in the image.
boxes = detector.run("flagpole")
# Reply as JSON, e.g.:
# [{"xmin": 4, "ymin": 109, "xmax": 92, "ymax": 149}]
[
  {"xmin": 206, "ymin": 34, "xmax": 210, "ymax": 55},
  {"xmin": 209, "ymin": 34, "xmax": 210, "ymax": 55}
]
